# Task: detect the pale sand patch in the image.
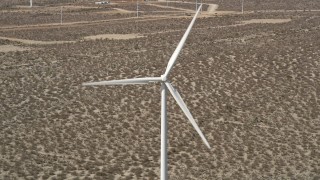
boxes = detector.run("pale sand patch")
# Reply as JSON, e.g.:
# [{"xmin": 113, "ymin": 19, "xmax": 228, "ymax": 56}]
[
  {"xmin": 113, "ymin": 8, "xmax": 133, "ymax": 13},
  {"xmin": 96, "ymin": 8, "xmax": 134, "ymax": 14},
  {"xmin": 15, "ymin": 5, "xmax": 99, "ymax": 11},
  {"xmin": 0, "ymin": 34, "xmax": 143, "ymax": 45},
  {"xmin": 207, "ymin": 4, "xmax": 219, "ymax": 13},
  {"xmin": 0, "ymin": 37, "xmax": 75, "ymax": 45},
  {"xmin": 241, "ymin": 19, "xmax": 292, "ymax": 24},
  {"xmin": 15, "ymin": 5, "xmax": 40, "ymax": 8},
  {"xmin": 213, "ymin": 10, "xmax": 241, "ymax": 15},
  {"xmin": 0, "ymin": 45, "xmax": 31, "ymax": 52},
  {"xmin": 60, "ymin": 5, "xmax": 99, "ymax": 10},
  {"xmin": 83, "ymin": 34, "xmax": 144, "ymax": 40},
  {"xmin": 150, "ymin": 3, "xmax": 193, "ymax": 12}
]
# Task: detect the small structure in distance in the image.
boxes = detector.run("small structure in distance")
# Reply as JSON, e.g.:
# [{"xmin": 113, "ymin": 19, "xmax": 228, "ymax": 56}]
[{"xmin": 95, "ymin": 1, "xmax": 109, "ymax": 5}]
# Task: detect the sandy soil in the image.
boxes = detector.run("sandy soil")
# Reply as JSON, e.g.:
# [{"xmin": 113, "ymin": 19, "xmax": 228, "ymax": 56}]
[
  {"xmin": 0, "ymin": 45, "xmax": 31, "ymax": 52},
  {"xmin": 83, "ymin": 34, "xmax": 145, "ymax": 40},
  {"xmin": 202, "ymin": 4, "xmax": 243, "ymax": 16},
  {"xmin": 150, "ymin": 3, "xmax": 193, "ymax": 12},
  {"xmin": 0, "ymin": 34, "xmax": 144, "ymax": 45},
  {"xmin": 112, "ymin": 8, "xmax": 133, "ymax": 13},
  {"xmin": 211, "ymin": 10, "xmax": 243, "ymax": 15},
  {"xmin": 6, "ymin": 5, "xmax": 99, "ymax": 13},
  {"xmin": 241, "ymin": 19, "xmax": 292, "ymax": 24},
  {"xmin": 0, "ymin": 16, "xmax": 174, "ymax": 32},
  {"xmin": 0, "ymin": 36, "xmax": 75, "ymax": 45},
  {"xmin": 204, "ymin": 3, "xmax": 252, "ymax": 15},
  {"xmin": 207, "ymin": 4, "xmax": 218, "ymax": 12}
]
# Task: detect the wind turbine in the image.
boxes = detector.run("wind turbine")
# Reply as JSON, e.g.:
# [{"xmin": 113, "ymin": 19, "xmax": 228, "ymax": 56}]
[
  {"xmin": 30, "ymin": 0, "xmax": 32, "ymax": 7},
  {"xmin": 83, "ymin": 4, "xmax": 210, "ymax": 180}
]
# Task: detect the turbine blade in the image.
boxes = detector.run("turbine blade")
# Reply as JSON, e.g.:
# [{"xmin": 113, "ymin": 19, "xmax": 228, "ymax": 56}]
[
  {"xmin": 163, "ymin": 4, "xmax": 202, "ymax": 78},
  {"xmin": 165, "ymin": 82, "xmax": 211, "ymax": 149},
  {"xmin": 83, "ymin": 77, "xmax": 162, "ymax": 86}
]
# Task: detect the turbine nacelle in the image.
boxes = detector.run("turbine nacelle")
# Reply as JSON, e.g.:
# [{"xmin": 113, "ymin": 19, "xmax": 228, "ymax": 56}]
[{"xmin": 161, "ymin": 74, "xmax": 168, "ymax": 82}]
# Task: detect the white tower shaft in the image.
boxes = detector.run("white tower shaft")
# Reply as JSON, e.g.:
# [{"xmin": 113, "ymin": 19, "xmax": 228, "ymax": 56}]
[{"xmin": 160, "ymin": 83, "xmax": 168, "ymax": 180}]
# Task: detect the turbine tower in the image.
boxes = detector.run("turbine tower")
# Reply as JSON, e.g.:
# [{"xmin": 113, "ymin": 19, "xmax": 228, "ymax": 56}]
[
  {"xmin": 30, "ymin": 0, "xmax": 32, "ymax": 7},
  {"xmin": 83, "ymin": 4, "xmax": 210, "ymax": 180}
]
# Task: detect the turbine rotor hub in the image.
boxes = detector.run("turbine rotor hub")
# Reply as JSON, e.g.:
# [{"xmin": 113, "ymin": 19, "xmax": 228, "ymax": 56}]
[{"xmin": 161, "ymin": 75, "xmax": 168, "ymax": 82}]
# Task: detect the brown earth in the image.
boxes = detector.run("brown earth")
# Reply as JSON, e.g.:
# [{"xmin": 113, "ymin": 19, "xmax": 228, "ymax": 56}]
[
  {"xmin": 241, "ymin": 19, "xmax": 292, "ymax": 24},
  {"xmin": 0, "ymin": 45, "xmax": 31, "ymax": 52},
  {"xmin": 83, "ymin": 34, "xmax": 144, "ymax": 40},
  {"xmin": 0, "ymin": 2, "xmax": 319, "ymax": 180}
]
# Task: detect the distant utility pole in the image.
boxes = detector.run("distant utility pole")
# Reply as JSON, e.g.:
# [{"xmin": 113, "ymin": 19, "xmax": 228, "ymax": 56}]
[
  {"xmin": 136, "ymin": 0, "xmax": 139, "ymax": 18},
  {"xmin": 61, "ymin": 6, "xmax": 63, "ymax": 25},
  {"xmin": 196, "ymin": 0, "xmax": 197, "ymax": 11},
  {"xmin": 30, "ymin": 0, "xmax": 32, "ymax": 7},
  {"xmin": 241, "ymin": 0, "xmax": 244, "ymax": 14}
]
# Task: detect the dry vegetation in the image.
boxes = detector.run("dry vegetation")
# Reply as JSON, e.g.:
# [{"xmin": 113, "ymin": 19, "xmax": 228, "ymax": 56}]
[
  {"xmin": 0, "ymin": 6, "xmax": 122, "ymax": 26},
  {"xmin": 155, "ymin": 2, "xmax": 209, "ymax": 11},
  {"xmin": 182, "ymin": 0, "xmax": 320, "ymax": 11},
  {"xmin": 0, "ymin": 1, "xmax": 320, "ymax": 179},
  {"xmin": 0, "ymin": 15, "xmax": 240, "ymax": 41}
]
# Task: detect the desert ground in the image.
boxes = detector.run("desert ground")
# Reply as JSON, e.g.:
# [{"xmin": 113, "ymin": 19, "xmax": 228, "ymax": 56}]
[{"xmin": 0, "ymin": 0, "xmax": 319, "ymax": 179}]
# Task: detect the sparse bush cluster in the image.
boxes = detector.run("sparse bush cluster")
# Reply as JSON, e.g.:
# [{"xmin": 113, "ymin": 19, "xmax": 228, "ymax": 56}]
[
  {"xmin": 0, "ymin": 15, "xmax": 239, "ymax": 41},
  {"xmin": 183, "ymin": 0, "xmax": 320, "ymax": 11},
  {"xmin": 114, "ymin": 3, "xmax": 183, "ymax": 12},
  {"xmin": 155, "ymin": 2, "xmax": 209, "ymax": 11},
  {"xmin": 0, "ymin": 7, "xmax": 130, "ymax": 26}
]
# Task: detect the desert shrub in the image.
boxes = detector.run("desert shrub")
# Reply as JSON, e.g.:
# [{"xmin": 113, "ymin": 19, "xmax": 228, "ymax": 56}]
[
  {"xmin": 57, "ymin": 172, "xmax": 67, "ymax": 180},
  {"xmin": 147, "ymin": 170, "xmax": 157, "ymax": 178},
  {"xmin": 131, "ymin": 167, "xmax": 143, "ymax": 178},
  {"xmin": 42, "ymin": 173, "xmax": 50, "ymax": 179},
  {"xmin": 95, "ymin": 171, "xmax": 107, "ymax": 177}
]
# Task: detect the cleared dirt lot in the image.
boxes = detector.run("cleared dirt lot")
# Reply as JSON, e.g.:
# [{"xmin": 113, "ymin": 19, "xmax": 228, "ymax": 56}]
[{"xmin": 0, "ymin": 1, "xmax": 320, "ymax": 179}]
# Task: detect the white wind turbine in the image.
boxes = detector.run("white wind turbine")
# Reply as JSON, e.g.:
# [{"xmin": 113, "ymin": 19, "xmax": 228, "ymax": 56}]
[{"xmin": 83, "ymin": 4, "xmax": 210, "ymax": 180}]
